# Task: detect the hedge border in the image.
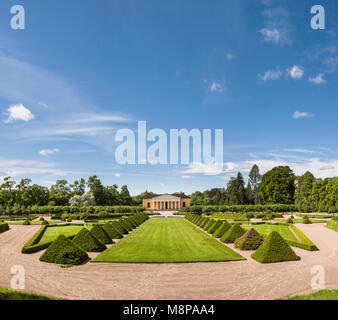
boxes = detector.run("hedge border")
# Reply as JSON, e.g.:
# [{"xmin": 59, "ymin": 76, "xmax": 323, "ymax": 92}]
[
  {"xmin": 0, "ymin": 222, "xmax": 10, "ymax": 233},
  {"xmin": 326, "ymin": 220, "xmax": 338, "ymax": 233}
]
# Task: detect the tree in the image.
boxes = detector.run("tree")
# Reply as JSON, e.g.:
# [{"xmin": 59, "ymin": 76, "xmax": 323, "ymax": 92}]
[
  {"xmin": 226, "ymin": 172, "xmax": 246, "ymax": 205},
  {"xmin": 70, "ymin": 178, "xmax": 86, "ymax": 196},
  {"xmin": 295, "ymin": 171, "xmax": 315, "ymax": 211},
  {"xmin": 69, "ymin": 193, "xmax": 96, "ymax": 207},
  {"xmin": 119, "ymin": 185, "xmax": 132, "ymax": 205},
  {"xmin": 258, "ymin": 166, "xmax": 295, "ymax": 204},
  {"xmin": 87, "ymin": 176, "xmax": 106, "ymax": 205},
  {"xmin": 49, "ymin": 180, "xmax": 71, "ymax": 206},
  {"xmin": 248, "ymin": 164, "xmax": 261, "ymax": 204}
]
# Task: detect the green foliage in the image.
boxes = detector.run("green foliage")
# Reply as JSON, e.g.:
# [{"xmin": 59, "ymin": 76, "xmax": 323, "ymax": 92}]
[
  {"xmin": 102, "ymin": 223, "xmax": 123, "ymax": 239},
  {"xmin": 251, "ymin": 231, "xmax": 298, "ymax": 263},
  {"xmin": 72, "ymin": 228, "xmax": 106, "ymax": 252},
  {"xmin": 23, "ymin": 218, "xmax": 31, "ymax": 225},
  {"xmin": 302, "ymin": 216, "xmax": 312, "ymax": 224},
  {"xmin": 286, "ymin": 218, "xmax": 294, "ymax": 224},
  {"xmin": 326, "ymin": 220, "xmax": 338, "ymax": 232},
  {"xmin": 258, "ymin": 166, "xmax": 295, "ymax": 204},
  {"xmin": 220, "ymin": 223, "xmax": 246, "ymax": 243},
  {"xmin": 0, "ymin": 286, "xmax": 62, "ymax": 300},
  {"xmin": 40, "ymin": 234, "xmax": 88, "ymax": 265},
  {"xmin": 203, "ymin": 219, "xmax": 215, "ymax": 231},
  {"xmin": 90, "ymin": 225, "xmax": 112, "ymax": 244},
  {"xmin": 0, "ymin": 222, "xmax": 9, "ymax": 233},
  {"xmin": 213, "ymin": 221, "xmax": 231, "ymax": 238},
  {"xmin": 207, "ymin": 220, "xmax": 223, "ymax": 234},
  {"xmin": 234, "ymin": 228, "xmax": 263, "ymax": 250}
]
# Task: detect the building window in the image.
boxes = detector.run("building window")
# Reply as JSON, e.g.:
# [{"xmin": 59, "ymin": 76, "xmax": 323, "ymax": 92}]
[
  {"xmin": 147, "ymin": 202, "xmax": 151, "ymax": 208},
  {"xmin": 182, "ymin": 202, "xmax": 186, "ymax": 208}
]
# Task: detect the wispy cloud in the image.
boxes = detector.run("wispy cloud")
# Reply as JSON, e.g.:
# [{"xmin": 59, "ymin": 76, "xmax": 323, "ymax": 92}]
[
  {"xmin": 3, "ymin": 104, "xmax": 34, "ymax": 123},
  {"xmin": 287, "ymin": 65, "xmax": 304, "ymax": 80},
  {"xmin": 259, "ymin": 69, "xmax": 282, "ymax": 81},
  {"xmin": 259, "ymin": 28, "xmax": 281, "ymax": 44},
  {"xmin": 225, "ymin": 52, "xmax": 236, "ymax": 60},
  {"xmin": 209, "ymin": 81, "xmax": 226, "ymax": 93},
  {"xmin": 308, "ymin": 73, "xmax": 326, "ymax": 84},
  {"xmin": 39, "ymin": 148, "xmax": 60, "ymax": 156},
  {"xmin": 292, "ymin": 111, "xmax": 314, "ymax": 119}
]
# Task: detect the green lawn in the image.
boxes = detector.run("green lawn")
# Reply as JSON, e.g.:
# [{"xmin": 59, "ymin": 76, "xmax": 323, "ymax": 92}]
[
  {"xmin": 0, "ymin": 286, "xmax": 62, "ymax": 300},
  {"xmin": 39, "ymin": 225, "xmax": 91, "ymax": 243},
  {"xmin": 242, "ymin": 224, "xmax": 297, "ymax": 241},
  {"xmin": 283, "ymin": 289, "xmax": 338, "ymax": 300},
  {"xmin": 93, "ymin": 218, "xmax": 244, "ymax": 263}
]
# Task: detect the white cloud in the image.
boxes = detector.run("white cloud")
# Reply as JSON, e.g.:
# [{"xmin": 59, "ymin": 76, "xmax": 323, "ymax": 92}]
[
  {"xmin": 287, "ymin": 65, "xmax": 304, "ymax": 79},
  {"xmin": 259, "ymin": 28, "xmax": 281, "ymax": 44},
  {"xmin": 225, "ymin": 52, "xmax": 236, "ymax": 60},
  {"xmin": 308, "ymin": 73, "xmax": 326, "ymax": 84},
  {"xmin": 209, "ymin": 81, "xmax": 226, "ymax": 93},
  {"xmin": 259, "ymin": 69, "xmax": 282, "ymax": 81},
  {"xmin": 39, "ymin": 148, "xmax": 60, "ymax": 156},
  {"xmin": 181, "ymin": 175, "xmax": 193, "ymax": 179},
  {"xmin": 114, "ymin": 173, "xmax": 121, "ymax": 178},
  {"xmin": 292, "ymin": 111, "xmax": 314, "ymax": 119},
  {"xmin": 3, "ymin": 104, "xmax": 34, "ymax": 123},
  {"xmin": 67, "ymin": 113, "xmax": 131, "ymax": 124},
  {"xmin": 182, "ymin": 162, "xmax": 223, "ymax": 175}
]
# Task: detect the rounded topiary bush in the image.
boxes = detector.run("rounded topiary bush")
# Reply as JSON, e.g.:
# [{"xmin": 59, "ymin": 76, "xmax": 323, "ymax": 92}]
[
  {"xmin": 286, "ymin": 218, "xmax": 294, "ymax": 224},
  {"xmin": 40, "ymin": 234, "xmax": 88, "ymax": 265},
  {"xmin": 72, "ymin": 228, "xmax": 106, "ymax": 252},
  {"xmin": 90, "ymin": 225, "xmax": 112, "ymax": 244},
  {"xmin": 220, "ymin": 223, "xmax": 246, "ymax": 243},
  {"xmin": 234, "ymin": 228, "xmax": 263, "ymax": 250},
  {"xmin": 251, "ymin": 231, "xmax": 298, "ymax": 263}
]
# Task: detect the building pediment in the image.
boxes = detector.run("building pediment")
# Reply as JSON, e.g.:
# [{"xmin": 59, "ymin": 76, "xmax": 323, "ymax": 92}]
[{"xmin": 153, "ymin": 194, "xmax": 181, "ymax": 201}]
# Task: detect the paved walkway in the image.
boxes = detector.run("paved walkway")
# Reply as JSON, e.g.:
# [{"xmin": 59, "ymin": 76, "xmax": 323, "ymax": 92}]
[{"xmin": 0, "ymin": 222, "xmax": 337, "ymax": 300}]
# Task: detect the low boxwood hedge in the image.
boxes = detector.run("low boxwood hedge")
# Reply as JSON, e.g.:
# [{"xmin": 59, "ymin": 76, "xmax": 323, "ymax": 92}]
[
  {"xmin": 326, "ymin": 220, "xmax": 338, "ymax": 233},
  {"xmin": 0, "ymin": 222, "xmax": 9, "ymax": 233}
]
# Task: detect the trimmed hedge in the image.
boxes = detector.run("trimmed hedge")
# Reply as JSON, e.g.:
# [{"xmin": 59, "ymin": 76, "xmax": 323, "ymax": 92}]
[
  {"xmin": 102, "ymin": 223, "xmax": 123, "ymax": 239},
  {"xmin": 0, "ymin": 222, "xmax": 9, "ymax": 233},
  {"xmin": 288, "ymin": 225, "xmax": 318, "ymax": 251},
  {"xmin": 111, "ymin": 221, "xmax": 128, "ymax": 235},
  {"xmin": 207, "ymin": 220, "xmax": 222, "ymax": 234},
  {"xmin": 40, "ymin": 235, "xmax": 88, "ymax": 265},
  {"xmin": 251, "ymin": 231, "xmax": 299, "ymax": 263},
  {"xmin": 327, "ymin": 220, "xmax": 338, "ymax": 232},
  {"xmin": 90, "ymin": 225, "xmax": 112, "ymax": 244},
  {"xmin": 72, "ymin": 228, "xmax": 106, "ymax": 252},
  {"xmin": 220, "ymin": 224, "xmax": 246, "ymax": 243},
  {"xmin": 213, "ymin": 221, "xmax": 231, "ymax": 238},
  {"xmin": 234, "ymin": 228, "xmax": 263, "ymax": 250},
  {"xmin": 203, "ymin": 219, "xmax": 215, "ymax": 231}
]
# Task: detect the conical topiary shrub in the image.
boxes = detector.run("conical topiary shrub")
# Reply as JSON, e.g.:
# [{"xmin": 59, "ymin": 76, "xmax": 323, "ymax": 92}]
[
  {"xmin": 23, "ymin": 218, "xmax": 31, "ymax": 225},
  {"xmin": 72, "ymin": 228, "xmax": 106, "ymax": 252},
  {"xmin": 302, "ymin": 216, "xmax": 312, "ymax": 224},
  {"xmin": 207, "ymin": 220, "xmax": 223, "ymax": 234},
  {"xmin": 90, "ymin": 225, "xmax": 112, "ymax": 244},
  {"xmin": 220, "ymin": 223, "xmax": 246, "ymax": 243},
  {"xmin": 200, "ymin": 218, "xmax": 210, "ymax": 228},
  {"xmin": 103, "ymin": 223, "xmax": 123, "ymax": 239},
  {"xmin": 40, "ymin": 234, "xmax": 88, "ymax": 265},
  {"xmin": 251, "ymin": 231, "xmax": 299, "ymax": 263},
  {"xmin": 287, "ymin": 218, "xmax": 294, "ymax": 224},
  {"xmin": 197, "ymin": 217, "xmax": 207, "ymax": 227},
  {"xmin": 234, "ymin": 228, "xmax": 263, "ymax": 250},
  {"xmin": 203, "ymin": 219, "xmax": 215, "ymax": 231},
  {"xmin": 213, "ymin": 221, "xmax": 231, "ymax": 238},
  {"xmin": 111, "ymin": 221, "xmax": 128, "ymax": 235},
  {"xmin": 120, "ymin": 218, "xmax": 133, "ymax": 231}
]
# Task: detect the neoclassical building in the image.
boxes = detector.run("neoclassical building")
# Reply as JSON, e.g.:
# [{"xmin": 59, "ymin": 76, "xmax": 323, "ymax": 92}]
[{"xmin": 142, "ymin": 193, "xmax": 191, "ymax": 211}]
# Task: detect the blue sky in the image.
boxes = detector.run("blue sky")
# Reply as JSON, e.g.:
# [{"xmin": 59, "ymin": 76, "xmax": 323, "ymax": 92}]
[{"xmin": 0, "ymin": 0, "xmax": 337, "ymax": 195}]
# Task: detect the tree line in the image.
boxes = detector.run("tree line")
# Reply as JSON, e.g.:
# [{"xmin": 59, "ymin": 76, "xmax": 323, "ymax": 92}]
[
  {"xmin": 191, "ymin": 165, "xmax": 338, "ymax": 213},
  {"xmin": 0, "ymin": 175, "xmax": 135, "ymax": 209}
]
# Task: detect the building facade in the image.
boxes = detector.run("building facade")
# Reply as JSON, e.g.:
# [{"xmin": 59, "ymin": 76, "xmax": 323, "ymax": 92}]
[{"xmin": 142, "ymin": 193, "xmax": 191, "ymax": 211}]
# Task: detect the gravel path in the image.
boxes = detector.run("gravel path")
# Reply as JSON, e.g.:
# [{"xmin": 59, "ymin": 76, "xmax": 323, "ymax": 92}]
[{"xmin": 0, "ymin": 222, "xmax": 337, "ymax": 300}]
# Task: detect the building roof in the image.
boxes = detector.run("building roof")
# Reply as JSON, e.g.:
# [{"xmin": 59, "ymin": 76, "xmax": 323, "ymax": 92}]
[{"xmin": 143, "ymin": 193, "xmax": 190, "ymax": 199}]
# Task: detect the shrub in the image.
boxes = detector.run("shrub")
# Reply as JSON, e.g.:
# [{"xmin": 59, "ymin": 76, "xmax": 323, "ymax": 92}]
[
  {"xmin": 41, "ymin": 220, "xmax": 49, "ymax": 225},
  {"xmin": 90, "ymin": 225, "xmax": 112, "ymax": 244},
  {"xmin": 328, "ymin": 206, "xmax": 337, "ymax": 214},
  {"xmin": 23, "ymin": 218, "xmax": 31, "ymax": 225},
  {"xmin": 251, "ymin": 231, "xmax": 298, "ymax": 263},
  {"xmin": 40, "ymin": 234, "xmax": 88, "ymax": 265},
  {"xmin": 0, "ymin": 222, "xmax": 9, "ymax": 233},
  {"xmin": 207, "ymin": 220, "xmax": 222, "ymax": 234},
  {"xmin": 72, "ymin": 228, "xmax": 106, "ymax": 252},
  {"xmin": 200, "ymin": 218, "xmax": 210, "ymax": 228},
  {"xmin": 326, "ymin": 220, "xmax": 338, "ymax": 233},
  {"xmin": 302, "ymin": 216, "xmax": 312, "ymax": 224},
  {"xmin": 234, "ymin": 228, "xmax": 263, "ymax": 250},
  {"xmin": 220, "ymin": 224, "xmax": 246, "ymax": 243},
  {"xmin": 286, "ymin": 218, "xmax": 294, "ymax": 224},
  {"xmin": 119, "ymin": 219, "xmax": 133, "ymax": 232},
  {"xmin": 102, "ymin": 223, "xmax": 123, "ymax": 239},
  {"xmin": 113, "ymin": 220, "xmax": 128, "ymax": 235},
  {"xmin": 213, "ymin": 221, "xmax": 231, "ymax": 238}
]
